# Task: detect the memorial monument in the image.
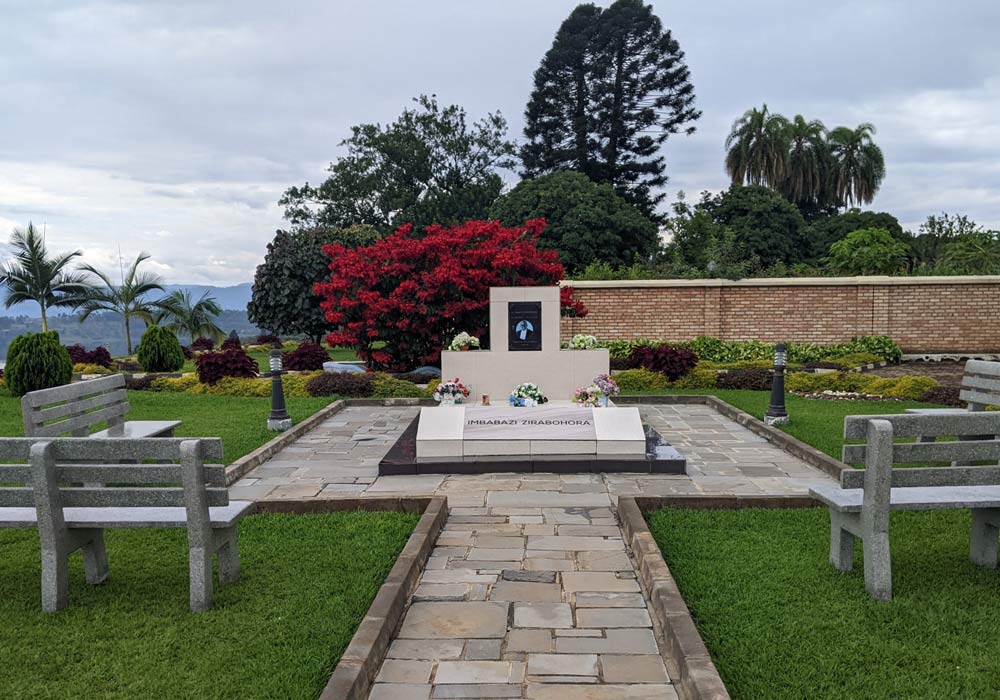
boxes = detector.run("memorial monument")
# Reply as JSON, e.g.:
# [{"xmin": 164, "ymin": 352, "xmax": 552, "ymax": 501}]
[{"xmin": 378, "ymin": 286, "xmax": 687, "ymax": 475}]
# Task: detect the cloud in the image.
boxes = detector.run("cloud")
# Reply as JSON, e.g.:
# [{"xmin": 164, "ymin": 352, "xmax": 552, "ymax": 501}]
[{"xmin": 1, "ymin": 0, "xmax": 998, "ymax": 285}]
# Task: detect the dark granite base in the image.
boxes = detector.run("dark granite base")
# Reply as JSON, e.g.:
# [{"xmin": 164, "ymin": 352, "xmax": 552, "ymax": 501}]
[{"xmin": 378, "ymin": 416, "xmax": 687, "ymax": 476}]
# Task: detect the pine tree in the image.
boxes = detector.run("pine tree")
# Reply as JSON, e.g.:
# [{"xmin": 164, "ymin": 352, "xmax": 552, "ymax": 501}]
[{"xmin": 521, "ymin": 0, "xmax": 700, "ymax": 216}]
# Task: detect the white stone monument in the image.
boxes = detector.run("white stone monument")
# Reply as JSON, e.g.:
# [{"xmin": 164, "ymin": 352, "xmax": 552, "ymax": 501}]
[{"xmin": 441, "ymin": 286, "xmax": 609, "ymax": 403}]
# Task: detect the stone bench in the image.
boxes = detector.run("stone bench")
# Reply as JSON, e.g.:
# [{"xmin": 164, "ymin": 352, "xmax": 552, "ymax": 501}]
[
  {"xmin": 0, "ymin": 437, "xmax": 253, "ymax": 612},
  {"xmin": 22, "ymin": 374, "xmax": 181, "ymax": 439},
  {"xmin": 809, "ymin": 412, "xmax": 1000, "ymax": 600}
]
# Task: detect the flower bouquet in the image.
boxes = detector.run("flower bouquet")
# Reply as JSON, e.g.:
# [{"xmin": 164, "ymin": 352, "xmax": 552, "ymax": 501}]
[
  {"xmin": 509, "ymin": 382, "xmax": 548, "ymax": 407},
  {"xmin": 573, "ymin": 385, "xmax": 602, "ymax": 407},
  {"xmin": 573, "ymin": 374, "xmax": 620, "ymax": 408},
  {"xmin": 593, "ymin": 373, "xmax": 620, "ymax": 398},
  {"xmin": 434, "ymin": 377, "xmax": 471, "ymax": 406},
  {"xmin": 569, "ymin": 333, "xmax": 598, "ymax": 350},
  {"xmin": 447, "ymin": 332, "xmax": 480, "ymax": 352}
]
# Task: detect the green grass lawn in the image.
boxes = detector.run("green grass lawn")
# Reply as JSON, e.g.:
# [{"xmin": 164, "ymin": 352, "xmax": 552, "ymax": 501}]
[
  {"xmin": 645, "ymin": 388, "xmax": 994, "ymax": 700},
  {"xmin": 0, "ymin": 511, "xmax": 418, "ymax": 700},
  {"xmin": 0, "ymin": 392, "xmax": 337, "ymax": 464},
  {"xmin": 649, "ymin": 508, "xmax": 1000, "ymax": 700}
]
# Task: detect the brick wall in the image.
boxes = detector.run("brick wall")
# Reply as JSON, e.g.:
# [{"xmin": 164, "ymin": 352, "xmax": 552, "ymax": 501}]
[{"xmin": 559, "ymin": 277, "xmax": 1000, "ymax": 353}]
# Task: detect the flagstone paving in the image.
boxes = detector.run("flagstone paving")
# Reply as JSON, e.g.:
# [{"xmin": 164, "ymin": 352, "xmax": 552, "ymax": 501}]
[{"xmin": 231, "ymin": 402, "xmax": 833, "ymax": 698}]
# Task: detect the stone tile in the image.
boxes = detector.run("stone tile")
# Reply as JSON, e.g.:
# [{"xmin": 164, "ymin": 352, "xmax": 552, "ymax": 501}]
[
  {"xmin": 397, "ymin": 602, "xmax": 509, "ymax": 639},
  {"xmin": 561, "ymin": 572, "xmax": 640, "ymax": 593},
  {"xmin": 466, "ymin": 548, "xmax": 526, "ymax": 561},
  {"xmin": 514, "ymin": 603, "xmax": 574, "ymax": 629},
  {"xmin": 555, "ymin": 629, "xmax": 659, "ymax": 654},
  {"xmin": 422, "ymin": 570, "xmax": 498, "ymax": 584},
  {"xmin": 555, "ymin": 629, "xmax": 602, "ymax": 637},
  {"xmin": 488, "ymin": 492, "xmax": 611, "ymax": 508},
  {"xmin": 557, "ymin": 525, "xmax": 623, "ymax": 537},
  {"xmin": 506, "ymin": 629, "xmax": 552, "ymax": 653},
  {"xmin": 434, "ymin": 660, "xmax": 526, "ymax": 684},
  {"xmin": 502, "ymin": 570, "xmax": 556, "ymax": 583},
  {"xmin": 464, "ymin": 639, "xmax": 503, "ymax": 660},
  {"xmin": 600, "ymin": 655, "xmax": 670, "ymax": 683},
  {"xmin": 527, "ymin": 653, "xmax": 598, "ymax": 677},
  {"xmin": 527, "ymin": 536, "xmax": 622, "ymax": 551},
  {"xmin": 490, "ymin": 581, "xmax": 563, "ymax": 602},
  {"xmin": 431, "ymin": 684, "xmax": 523, "ymax": 698},
  {"xmin": 414, "ymin": 583, "xmax": 468, "ymax": 602},
  {"xmin": 476, "ymin": 535, "xmax": 527, "ymax": 548},
  {"xmin": 369, "ymin": 683, "xmax": 432, "ymax": 700},
  {"xmin": 525, "ymin": 684, "xmax": 676, "ymax": 699},
  {"xmin": 388, "ymin": 639, "xmax": 464, "ymax": 660},
  {"xmin": 375, "ymin": 659, "xmax": 433, "ymax": 683},
  {"xmin": 576, "ymin": 608, "xmax": 651, "ymax": 628},
  {"xmin": 575, "ymin": 551, "xmax": 632, "ymax": 572},
  {"xmin": 575, "ymin": 592, "xmax": 646, "ymax": 608},
  {"xmin": 525, "ymin": 558, "xmax": 576, "ymax": 572}
]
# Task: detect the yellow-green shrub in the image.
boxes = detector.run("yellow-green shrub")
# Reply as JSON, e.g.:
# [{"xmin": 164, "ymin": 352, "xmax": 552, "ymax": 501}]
[
  {"xmin": 615, "ymin": 368, "xmax": 671, "ymax": 392},
  {"xmin": 150, "ymin": 374, "xmax": 200, "ymax": 392},
  {"xmin": 786, "ymin": 371, "xmax": 938, "ymax": 399},
  {"xmin": 282, "ymin": 371, "xmax": 322, "ymax": 398},
  {"xmin": 668, "ymin": 366, "xmax": 719, "ymax": 389},
  {"xmin": 372, "ymin": 373, "xmax": 429, "ymax": 398},
  {"xmin": 73, "ymin": 362, "xmax": 112, "ymax": 375},
  {"xmin": 426, "ymin": 378, "xmax": 441, "ymax": 395},
  {"xmin": 880, "ymin": 375, "xmax": 939, "ymax": 399}
]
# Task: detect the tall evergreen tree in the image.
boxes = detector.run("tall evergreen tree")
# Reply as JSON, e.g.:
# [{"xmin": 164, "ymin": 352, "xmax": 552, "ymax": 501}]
[{"xmin": 521, "ymin": 0, "xmax": 700, "ymax": 217}]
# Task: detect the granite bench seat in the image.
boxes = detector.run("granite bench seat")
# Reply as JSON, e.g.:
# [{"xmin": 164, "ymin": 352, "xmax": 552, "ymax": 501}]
[
  {"xmin": 809, "ymin": 411, "xmax": 1000, "ymax": 601},
  {"xmin": 0, "ymin": 437, "xmax": 249, "ymax": 613}
]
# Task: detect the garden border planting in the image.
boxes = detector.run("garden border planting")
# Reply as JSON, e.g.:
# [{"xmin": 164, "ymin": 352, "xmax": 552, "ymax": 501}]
[
  {"xmin": 254, "ymin": 496, "xmax": 448, "ymax": 700},
  {"xmin": 616, "ymin": 394, "xmax": 850, "ymax": 480}
]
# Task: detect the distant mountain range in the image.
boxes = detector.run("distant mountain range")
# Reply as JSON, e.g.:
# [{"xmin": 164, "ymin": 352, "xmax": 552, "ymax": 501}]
[{"xmin": 0, "ymin": 282, "xmax": 253, "ymax": 317}]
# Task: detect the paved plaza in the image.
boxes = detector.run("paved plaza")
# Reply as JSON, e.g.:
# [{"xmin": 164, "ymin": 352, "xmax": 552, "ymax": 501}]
[
  {"xmin": 231, "ymin": 403, "xmax": 832, "ymax": 503},
  {"xmin": 229, "ymin": 402, "xmax": 833, "ymax": 699}
]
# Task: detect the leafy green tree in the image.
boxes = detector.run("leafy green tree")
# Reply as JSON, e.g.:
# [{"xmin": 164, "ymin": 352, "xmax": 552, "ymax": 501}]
[
  {"xmin": 72, "ymin": 253, "xmax": 166, "ymax": 354},
  {"xmin": 489, "ymin": 170, "xmax": 659, "ymax": 273},
  {"xmin": 942, "ymin": 231, "xmax": 1000, "ymax": 274},
  {"xmin": 700, "ymin": 185, "xmax": 807, "ymax": 266},
  {"xmin": 908, "ymin": 212, "xmax": 983, "ymax": 270},
  {"xmin": 828, "ymin": 123, "xmax": 885, "ymax": 206},
  {"xmin": 0, "ymin": 223, "xmax": 91, "ymax": 332},
  {"xmin": 522, "ymin": 0, "xmax": 700, "ymax": 216},
  {"xmin": 247, "ymin": 225, "xmax": 380, "ymax": 342},
  {"xmin": 826, "ymin": 228, "xmax": 908, "ymax": 275},
  {"xmin": 724, "ymin": 104, "xmax": 790, "ymax": 189},
  {"xmin": 281, "ymin": 96, "xmax": 515, "ymax": 232},
  {"xmin": 804, "ymin": 209, "xmax": 903, "ymax": 260},
  {"xmin": 154, "ymin": 290, "xmax": 225, "ymax": 344}
]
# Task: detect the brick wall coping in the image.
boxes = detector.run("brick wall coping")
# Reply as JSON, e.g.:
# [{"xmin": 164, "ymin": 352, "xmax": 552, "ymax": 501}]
[{"xmin": 561, "ymin": 275, "xmax": 1000, "ymax": 289}]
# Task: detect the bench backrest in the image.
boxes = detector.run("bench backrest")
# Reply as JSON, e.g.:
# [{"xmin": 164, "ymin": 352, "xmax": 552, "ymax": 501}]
[
  {"xmin": 841, "ymin": 412, "xmax": 1000, "ymax": 489},
  {"xmin": 0, "ymin": 438, "xmax": 227, "ymax": 509},
  {"xmin": 22, "ymin": 375, "xmax": 130, "ymax": 438},
  {"xmin": 961, "ymin": 360, "xmax": 1000, "ymax": 410}
]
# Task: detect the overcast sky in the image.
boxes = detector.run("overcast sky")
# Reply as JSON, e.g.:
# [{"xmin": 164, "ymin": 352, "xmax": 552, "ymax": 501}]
[{"xmin": 2, "ymin": 0, "xmax": 999, "ymax": 285}]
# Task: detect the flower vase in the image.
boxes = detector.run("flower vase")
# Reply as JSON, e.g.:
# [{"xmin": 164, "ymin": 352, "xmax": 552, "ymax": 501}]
[
  {"xmin": 598, "ymin": 395, "xmax": 609, "ymax": 408},
  {"xmin": 440, "ymin": 395, "xmax": 456, "ymax": 407},
  {"xmin": 459, "ymin": 345, "xmax": 470, "ymax": 351}
]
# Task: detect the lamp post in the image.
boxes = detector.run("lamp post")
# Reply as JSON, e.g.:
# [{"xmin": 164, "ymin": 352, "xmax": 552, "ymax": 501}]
[
  {"xmin": 765, "ymin": 342, "xmax": 789, "ymax": 426},
  {"xmin": 267, "ymin": 349, "xmax": 292, "ymax": 431}
]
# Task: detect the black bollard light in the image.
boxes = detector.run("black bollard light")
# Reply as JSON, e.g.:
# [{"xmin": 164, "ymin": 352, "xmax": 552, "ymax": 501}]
[
  {"xmin": 765, "ymin": 342, "xmax": 789, "ymax": 426},
  {"xmin": 267, "ymin": 349, "xmax": 292, "ymax": 431}
]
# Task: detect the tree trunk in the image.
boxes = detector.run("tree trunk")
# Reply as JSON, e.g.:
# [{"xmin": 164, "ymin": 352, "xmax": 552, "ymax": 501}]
[
  {"xmin": 125, "ymin": 316, "xmax": 133, "ymax": 355},
  {"xmin": 40, "ymin": 303, "xmax": 48, "ymax": 333}
]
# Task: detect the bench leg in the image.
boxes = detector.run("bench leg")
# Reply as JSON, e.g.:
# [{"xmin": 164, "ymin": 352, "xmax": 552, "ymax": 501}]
[
  {"xmin": 189, "ymin": 547, "xmax": 213, "ymax": 613},
  {"xmin": 75, "ymin": 529, "xmax": 109, "ymax": 585},
  {"xmin": 863, "ymin": 533, "xmax": 892, "ymax": 601},
  {"xmin": 39, "ymin": 544, "xmax": 70, "ymax": 613},
  {"xmin": 216, "ymin": 527, "xmax": 241, "ymax": 585},
  {"xmin": 971, "ymin": 508, "xmax": 1000, "ymax": 568},
  {"xmin": 829, "ymin": 511, "xmax": 856, "ymax": 572}
]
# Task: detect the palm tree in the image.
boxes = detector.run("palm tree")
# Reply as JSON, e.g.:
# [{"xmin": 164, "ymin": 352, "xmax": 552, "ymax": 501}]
[
  {"xmin": 782, "ymin": 115, "xmax": 828, "ymax": 205},
  {"xmin": 0, "ymin": 223, "xmax": 91, "ymax": 332},
  {"xmin": 73, "ymin": 252, "xmax": 167, "ymax": 354},
  {"xmin": 724, "ymin": 104, "xmax": 790, "ymax": 188},
  {"xmin": 828, "ymin": 123, "xmax": 885, "ymax": 207},
  {"xmin": 154, "ymin": 289, "xmax": 225, "ymax": 344}
]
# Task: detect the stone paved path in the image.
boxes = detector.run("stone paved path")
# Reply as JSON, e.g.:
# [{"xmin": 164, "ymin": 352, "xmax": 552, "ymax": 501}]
[
  {"xmin": 232, "ymin": 403, "xmax": 832, "ymax": 502},
  {"xmin": 368, "ymin": 498, "xmax": 676, "ymax": 700}
]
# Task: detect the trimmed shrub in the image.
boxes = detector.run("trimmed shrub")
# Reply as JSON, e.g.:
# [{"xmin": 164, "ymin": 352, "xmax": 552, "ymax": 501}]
[
  {"xmin": 136, "ymin": 326, "xmax": 186, "ymax": 373},
  {"xmin": 881, "ymin": 375, "xmax": 939, "ymax": 400},
  {"xmin": 221, "ymin": 337, "xmax": 243, "ymax": 351},
  {"xmin": 815, "ymin": 352, "xmax": 882, "ymax": 368},
  {"xmin": 609, "ymin": 357, "xmax": 629, "ymax": 371},
  {"xmin": 716, "ymin": 368, "xmax": 773, "ymax": 391},
  {"xmin": 919, "ymin": 386, "xmax": 963, "ymax": 406},
  {"xmin": 115, "ymin": 358, "xmax": 141, "ymax": 372},
  {"xmin": 65, "ymin": 344, "xmax": 113, "ymax": 367},
  {"xmin": 283, "ymin": 342, "xmax": 330, "ymax": 371},
  {"xmin": 626, "ymin": 344, "xmax": 698, "ymax": 381},
  {"xmin": 5, "ymin": 331, "xmax": 73, "ymax": 397},
  {"xmin": 151, "ymin": 374, "xmax": 201, "ymax": 392},
  {"xmin": 371, "ymin": 374, "xmax": 428, "ymax": 398},
  {"xmin": 280, "ymin": 371, "xmax": 321, "ymax": 398},
  {"xmin": 256, "ymin": 333, "xmax": 281, "ymax": 346},
  {"xmin": 615, "ymin": 368, "xmax": 671, "ymax": 392},
  {"xmin": 845, "ymin": 335, "xmax": 902, "ymax": 363},
  {"xmin": 124, "ymin": 374, "xmax": 156, "ymax": 391},
  {"xmin": 785, "ymin": 371, "xmax": 938, "ymax": 399},
  {"xmin": 181, "ymin": 345, "xmax": 194, "ymax": 360},
  {"xmin": 190, "ymin": 337, "xmax": 215, "ymax": 352},
  {"xmin": 73, "ymin": 363, "xmax": 112, "ymax": 375},
  {"xmin": 668, "ymin": 366, "xmax": 720, "ymax": 389},
  {"xmin": 393, "ymin": 371, "xmax": 438, "ymax": 384},
  {"xmin": 195, "ymin": 376, "xmax": 270, "ymax": 397},
  {"xmin": 65, "ymin": 345, "xmax": 89, "ymax": 364},
  {"xmin": 306, "ymin": 371, "xmax": 375, "ymax": 398},
  {"xmin": 195, "ymin": 348, "xmax": 258, "ymax": 384}
]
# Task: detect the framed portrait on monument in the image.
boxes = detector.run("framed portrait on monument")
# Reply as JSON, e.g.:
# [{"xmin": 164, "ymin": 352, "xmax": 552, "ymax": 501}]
[{"xmin": 508, "ymin": 301, "xmax": 542, "ymax": 351}]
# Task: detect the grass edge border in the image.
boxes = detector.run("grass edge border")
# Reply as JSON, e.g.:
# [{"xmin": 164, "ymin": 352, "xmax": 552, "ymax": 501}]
[{"xmin": 254, "ymin": 495, "xmax": 448, "ymax": 700}]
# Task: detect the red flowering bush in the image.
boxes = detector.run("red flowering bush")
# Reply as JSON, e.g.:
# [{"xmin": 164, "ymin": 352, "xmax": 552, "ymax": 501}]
[
  {"xmin": 195, "ymin": 349, "xmax": 258, "ymax": 384},
  {"xmin": 560, "ymin": 286, "xmax": 588, "ymax": 317},
  {"xmin": 282, "ymin": 342, "xmax": 330, "ymax": 371},
  {"xmin": 315, "ymin": 219, "xmax": 567, "ymax": 370}
]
